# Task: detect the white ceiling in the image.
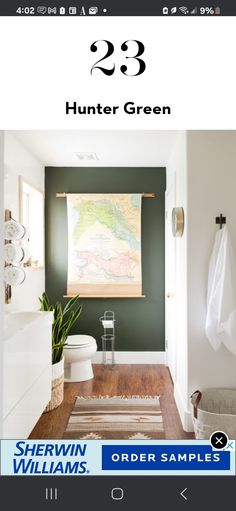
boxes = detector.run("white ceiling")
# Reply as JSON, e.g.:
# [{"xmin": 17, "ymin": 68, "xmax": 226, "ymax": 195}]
[{"xmin": 11, "ymin": 130, "xmax": 178, "ymax": 167}]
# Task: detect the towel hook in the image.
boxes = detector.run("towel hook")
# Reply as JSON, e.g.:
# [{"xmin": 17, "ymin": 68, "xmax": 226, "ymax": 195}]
[{"xmin": 215, "ymin": 213, "xmax": 226, "ymax": 229}]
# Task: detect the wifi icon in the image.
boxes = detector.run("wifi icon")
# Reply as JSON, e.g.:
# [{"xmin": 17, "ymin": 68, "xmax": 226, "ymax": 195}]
[{"xmin": 179, "ymin": 6, "xmax": 189, "ymax": 14}]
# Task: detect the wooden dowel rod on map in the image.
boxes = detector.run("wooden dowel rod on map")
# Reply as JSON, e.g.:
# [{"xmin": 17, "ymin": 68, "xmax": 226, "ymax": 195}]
[
  {"xmin": 64, "ymin": 295, "xmax": 146, "ymax": 298},
  {"xmin": 56, "ymin": 192, "xmax": 156, "ymax": 198}
]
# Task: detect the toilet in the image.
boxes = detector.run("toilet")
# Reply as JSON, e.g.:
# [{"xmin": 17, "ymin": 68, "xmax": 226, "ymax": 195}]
[{"xmin": 64, "ymin": 335, "xmax": 97, "ymax": 382}]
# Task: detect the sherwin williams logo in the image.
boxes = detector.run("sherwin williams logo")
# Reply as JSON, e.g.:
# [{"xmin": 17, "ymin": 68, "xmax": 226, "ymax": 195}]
[{"xmin": 13, "ymin": 441, "xmax": 89, "ymax": 475}]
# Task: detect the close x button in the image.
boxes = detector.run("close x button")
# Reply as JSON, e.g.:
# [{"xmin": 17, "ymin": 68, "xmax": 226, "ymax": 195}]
[{"xmin": 210, "ymin": 431, "xmax": 228, "ymax": 449}]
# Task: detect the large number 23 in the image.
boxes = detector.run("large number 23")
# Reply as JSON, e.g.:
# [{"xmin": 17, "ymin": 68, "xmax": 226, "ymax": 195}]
[{"xmin": 90, "ymin": 40, "xmax": 146, "ymax": 76}]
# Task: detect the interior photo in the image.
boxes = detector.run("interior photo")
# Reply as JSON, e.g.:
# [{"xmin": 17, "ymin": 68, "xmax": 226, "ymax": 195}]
[{"xmin": 1, "ymin": 129, "xmax": 236, "ymax": 441}]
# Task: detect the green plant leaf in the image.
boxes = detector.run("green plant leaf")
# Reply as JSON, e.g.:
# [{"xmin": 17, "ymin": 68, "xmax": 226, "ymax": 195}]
[
  {"xmin": 53, "ymin": 314, "xmax": 63, "ymax": 345},
  {"xmin": 63, "ymin": 295, "xmax": 80, "ymax": 315},
  {"xmin": 63, "ymin": 305, "xmax": 83, "ymax": 338},
  {"xmin": 39, "ymin": 292, "xmax": 52, "ymax": 311},
  {"xmin": 39, "ymin": 292, "xmax": 83, "ymax": 364},
  {"xmin": 42, "ymin": 292, "xmax": 50, "ymax": 308},
  {"xmin": 60, "ymin": 304, "xmax": 82, "ymax": 338},
  {"xmin": 60, "ymin": 311, "xmax": 74, "ymax": 336},
  {"xmin": 53, "ymin": 302, "xmax": 61, "ymax": 322},
  {"xmin": 52, "ymin": 341, "xmax": 67, "ymax": 349}
]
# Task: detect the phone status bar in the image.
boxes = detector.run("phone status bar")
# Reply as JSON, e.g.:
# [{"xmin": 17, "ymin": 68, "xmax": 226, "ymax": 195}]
[
  {"xmin": 0, "ymin": 1, "xmax": 234, "ymax": 16},
  {"xmin": 162, "ymin": 6, "xmax": 221, "ymax": 15}
]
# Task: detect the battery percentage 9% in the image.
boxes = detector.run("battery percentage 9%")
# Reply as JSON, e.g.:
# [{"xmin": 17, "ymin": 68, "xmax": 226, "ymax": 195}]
[{"xmin": 200, "ymin": 7, "xmax": 214, "ymax": 14}]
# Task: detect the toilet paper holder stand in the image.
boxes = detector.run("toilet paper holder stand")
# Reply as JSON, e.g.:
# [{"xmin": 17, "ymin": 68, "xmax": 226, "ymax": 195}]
[{"xmin": 99, "ymin": 311, "xmax": 116, "ymax": 366}]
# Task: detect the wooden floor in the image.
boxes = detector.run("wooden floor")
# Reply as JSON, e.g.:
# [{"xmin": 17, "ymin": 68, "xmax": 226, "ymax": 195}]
[{"xmin": 30, "ymin": 365, "xmax": 194, "ymax": 440}]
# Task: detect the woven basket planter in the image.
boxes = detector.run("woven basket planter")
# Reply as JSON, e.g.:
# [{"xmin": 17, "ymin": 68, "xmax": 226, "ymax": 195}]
[
  {"xmin": 191, "ymin": 389, "xmax": 236, "ymax": 440},
  {"xmin": 44, "ymin": 358, "xmax": 64, "ymax": 413}
]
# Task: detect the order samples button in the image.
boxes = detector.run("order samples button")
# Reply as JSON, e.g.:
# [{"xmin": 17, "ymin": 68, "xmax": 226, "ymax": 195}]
[{"xmin": 102, "ymin": 445, "xmax": 231, "ymax": 471}]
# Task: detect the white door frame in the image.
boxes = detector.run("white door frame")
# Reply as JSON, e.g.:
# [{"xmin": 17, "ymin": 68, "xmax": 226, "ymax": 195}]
[{"xmin": 165, "ymin": 173, "xmax": 176, "ymax": 381}]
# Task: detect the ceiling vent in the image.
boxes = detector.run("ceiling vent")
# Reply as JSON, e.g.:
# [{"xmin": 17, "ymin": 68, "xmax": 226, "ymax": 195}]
[{"xmin": 74, "ymin": 152, "xmax": 98, "ymax": 161}]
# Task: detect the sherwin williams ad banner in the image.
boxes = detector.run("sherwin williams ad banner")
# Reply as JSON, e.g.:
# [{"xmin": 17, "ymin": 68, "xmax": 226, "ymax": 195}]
[{"xmin": 1, "ymin": 440, "xmax": 235, "ymax": 476}]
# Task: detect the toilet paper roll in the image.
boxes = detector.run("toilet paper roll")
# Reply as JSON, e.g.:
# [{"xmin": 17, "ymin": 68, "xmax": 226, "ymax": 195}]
[{"xmin": 102, "ymin": 320, "xmax": 114, "ymax": 328}]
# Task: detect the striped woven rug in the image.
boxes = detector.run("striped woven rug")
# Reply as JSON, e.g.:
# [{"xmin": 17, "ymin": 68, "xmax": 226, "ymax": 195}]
[{"xmin": 63, "ymin": 395, "xmax": 165, "ymax": 440}]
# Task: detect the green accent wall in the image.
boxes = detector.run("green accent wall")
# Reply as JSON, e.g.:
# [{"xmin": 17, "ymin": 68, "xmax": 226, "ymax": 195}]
[{"xmin": 45, "ymin": 167, "xmax": 166, "ymax": 351}]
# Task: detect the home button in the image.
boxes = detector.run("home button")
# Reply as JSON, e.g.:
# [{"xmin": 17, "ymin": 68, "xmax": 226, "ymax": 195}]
[{"xmin": 111, "ymin": 488, "xmax": 124, "ymax": 500}]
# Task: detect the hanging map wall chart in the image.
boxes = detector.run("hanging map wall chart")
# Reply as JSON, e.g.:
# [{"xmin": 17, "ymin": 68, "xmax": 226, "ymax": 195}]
[{"xmin": 67, "ymin": 193, "xmax": 142, "ymax": 296}]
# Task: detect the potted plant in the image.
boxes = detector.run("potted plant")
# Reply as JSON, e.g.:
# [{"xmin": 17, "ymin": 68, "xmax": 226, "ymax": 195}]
[{"xmin": 39, "ymin": 292, "xmax": 82, "ymax": 411}]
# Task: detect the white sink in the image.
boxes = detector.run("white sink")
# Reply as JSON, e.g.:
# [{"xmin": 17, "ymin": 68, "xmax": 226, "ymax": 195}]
[
  {"xmin": 4, "ymin": 311, "xmax": 51, "ymax": 340},
  {"xmin": 3, "ymin": 311, "xmax": 53, "ymax": 439}
]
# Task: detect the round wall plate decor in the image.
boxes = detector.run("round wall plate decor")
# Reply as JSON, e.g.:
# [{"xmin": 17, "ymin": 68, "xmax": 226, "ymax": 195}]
[{"xmin": 172, "ymin": 207, "xmax": 184, "ymax": 237}]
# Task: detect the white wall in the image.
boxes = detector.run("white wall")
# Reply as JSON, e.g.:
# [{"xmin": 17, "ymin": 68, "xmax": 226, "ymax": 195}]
[
  {"xmin": 168, "ymin": 130, "xmax": 236, "ymax": 432},
  {"xmin": 187, "ymin": 131, "xmax": 236, "ymax": 396},
  {"xmin": 4, "ymin": 132, "xmax": 45, "ymax": 311},
  {"xmin": 166, "ymin": 131, "xmax": 190, "ymax": 430}
]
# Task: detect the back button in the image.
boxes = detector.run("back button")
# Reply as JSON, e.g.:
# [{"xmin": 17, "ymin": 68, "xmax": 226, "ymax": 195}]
[{"xmin": 180, "ymin": 487, "xmax": 188, "ymax": 501}]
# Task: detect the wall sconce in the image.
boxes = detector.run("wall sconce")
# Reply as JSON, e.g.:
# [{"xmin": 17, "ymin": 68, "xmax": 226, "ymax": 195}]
[{"xmin": 172, "ymin": 207, "xmax": 185, "ymax": 237}]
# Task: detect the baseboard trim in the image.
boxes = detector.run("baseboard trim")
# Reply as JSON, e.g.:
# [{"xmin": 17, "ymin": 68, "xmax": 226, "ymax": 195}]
[
  {"xmin": 174, "ymin": 383, "xmax": 194, "ymax": 433},
  {"xmin": 93, "ymin": 351, "xmax": 166, "ymax": 364}
]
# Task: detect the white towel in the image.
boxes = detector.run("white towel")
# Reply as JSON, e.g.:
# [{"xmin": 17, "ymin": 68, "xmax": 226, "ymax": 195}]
[{"xmin": 205, "ymin": 226, "xmax": 236, "ymax": 355}]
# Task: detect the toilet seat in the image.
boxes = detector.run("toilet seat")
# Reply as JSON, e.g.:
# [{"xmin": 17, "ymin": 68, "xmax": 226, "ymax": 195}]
[
  {"xmin": 64, "ymin": 334, "xmax": 97, "ymax": 382},
  {"xmin": 65, "ymin": 335, "xmax": 96, "ymax": 349}
]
